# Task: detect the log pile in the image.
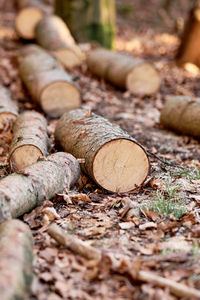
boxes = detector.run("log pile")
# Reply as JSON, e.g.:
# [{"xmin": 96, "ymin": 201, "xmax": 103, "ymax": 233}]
[
  {"xmin": 0, "ymin": 86, "xmax": 18, "ymax": 129},
  {"xmin": 35, "ymin": 15, "xmax": 85, "ymax": 69},
  {"xmin": 19, "ymin": 45, "xmax": 81, "ymax": 117},
  {"xmin": 55, "ymin": 109, "xmax": 149, "ymax": 193},
  {"xmin": 9, "ymin": 111, "xmax": 50, "ymax": 171},
  {"xmin": 87, "ymin": 48, "xmax": 160, "ymax": 95}
]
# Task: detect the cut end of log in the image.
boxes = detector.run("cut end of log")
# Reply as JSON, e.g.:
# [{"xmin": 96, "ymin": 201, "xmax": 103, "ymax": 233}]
[
  {"xmin": 41, "ymin": 81, "xmax": 81, "ymax": 118},
  {"xmin": 15, "ymin": 7, "xmax": 43, "ymax": 39},
  {"xmin": 93, "ymin": 139, "xmax": 149, "ymax": 193},
  {"xmin": 55, "ymin": 48, "xmax": 83, "ymax": 69},
  {"xmin": 10, "ymin": 145, "xmax": 43, "ymax": 171},
  {"xmin": 0, "ymin": 112, "xmax": 17, "ymax": 129},
  {"xmin": 126, "ymin": 63, "xmax": 160, "ymax": 95}
]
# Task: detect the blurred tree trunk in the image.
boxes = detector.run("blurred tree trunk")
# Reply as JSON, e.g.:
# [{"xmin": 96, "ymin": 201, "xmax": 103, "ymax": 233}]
[
  {"xmin": 176, "ymin": 0, "xmax": 200, "ymax": 66},
  {"xmin": 54, "ymin": 0, "xmax": 115, "ymax": 49}
]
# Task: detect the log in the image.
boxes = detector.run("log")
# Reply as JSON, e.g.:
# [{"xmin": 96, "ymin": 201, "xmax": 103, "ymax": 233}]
[
  {"xmin": 49, "ymin": 223, "xmax": 200, "ymax": 299},
  {"xmin": 15, "ymin": 0, "xmax": 49, "ymax": 39},
  {"xmin": 0, "ymin": 86, "xmax": 18, "ymax": 129},
  {"xmin": 54, "ymin": 0, "xmax": 116, "ymax": 49},
  {"xmin": 19, "ymin": 46, "xmax": 81, "ymax": 117},
  {"xmin": 0, "ymin": 219, "xmax": 33, "ymax": 300},
  {"xmin": 35, "ymin": 15, "xmax": 85, "ymax": 69},
  {"xmin": 0, "ymin": 152, "xmax": 80, "ymax": 223},
  {"xmin": 9, "ymin": 111, "xmax": 50, "ymax": 172},
  {"xmin": 55, "ymin": 109, "xmax": 149, "ymax": 193},
  {"xmin": 176, "ymin": 0, "xmax": 200, "ymax": 66},
  {"xmin": 160, "ymin": 96, "xmax": 200, "ymax": 137},
  {"xmin": 87, "ymin": 48, "xmax": 160, "ymax": 95}
]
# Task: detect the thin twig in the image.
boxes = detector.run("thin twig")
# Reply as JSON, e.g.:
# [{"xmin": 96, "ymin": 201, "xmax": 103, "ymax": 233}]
[{"xmin": 147, "ymin": 150, "xmax": 185, "ymax": 170}]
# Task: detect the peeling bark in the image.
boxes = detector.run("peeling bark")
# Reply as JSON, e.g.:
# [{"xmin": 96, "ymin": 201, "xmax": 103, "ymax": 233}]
[
  {"xmin": 0, "ymin": 219, "xmax": 33, "ymax": 300},
  {"xmin": 55, "ymin": 109, "xmax": 149, "ymax": 193},
  {"xmin": 0, "ymin": 86, "xmax": 18, "ymax": 129},
  {"xmin": 0, "ymin": 152, "xmax": 80, "ymax": 223},
  {"xmin": 9, "ymin": 111, "xmax": 50, "ymax": 171}
]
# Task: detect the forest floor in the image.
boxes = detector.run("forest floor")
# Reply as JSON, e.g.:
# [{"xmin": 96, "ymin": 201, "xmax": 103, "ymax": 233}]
[{"xmin": 1, "ymin": 0, "xmax": 200, "ymax": 299}]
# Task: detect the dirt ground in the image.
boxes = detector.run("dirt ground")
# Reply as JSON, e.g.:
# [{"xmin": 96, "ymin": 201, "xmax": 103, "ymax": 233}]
[{"xmin": 1, "ymin": 1, "xmax": 200, "ymax": 299}]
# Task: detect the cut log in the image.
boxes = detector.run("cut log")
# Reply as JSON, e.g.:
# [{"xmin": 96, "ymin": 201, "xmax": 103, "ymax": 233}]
[
  {"xmin": 0, "ymin": 219, "xmax": 33, "ymax": 300},
  {"xmin": 0, "ymin": 152, "xmax": 80, "ymax": 223},
  {"xmin": 35, "ymin": 15, "xmax": 85, "ymax": 69},
  {"xmin": 9, "ymin": 111, "xmax": 50, "ymax": 172},
  {"xmin": 19, "ymin": 47, "xmax": 81, "ymax": 117},
  {"xmin": 0, "ymin": 86, "xmax": 18, "ymax": 129},
  {"xmin": 176, "ymin": 0, "xmax": 200, "ymax": 66},
  {"xmin": 160, "ymin": 96, "xmax": 200, "ymax": 137},
  {"xmin": 55, "ymin": 109, "xmax": 149, "ymax": 193},
  {"xmin": 87, "ymin": 48, "xmax": 160, "ymax": 95}
]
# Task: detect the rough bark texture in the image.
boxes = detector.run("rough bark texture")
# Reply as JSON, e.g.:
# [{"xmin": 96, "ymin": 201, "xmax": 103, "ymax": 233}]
[
  {"xmin": 0, "ymin": 86, "xmax": 18, "ymax": 129},
  {"xmin": 9, "ymin": 111, "xmax": 50, "ymax": 171},
  {"xmin": 55, "ymin": 109, "xmax": 149, "ymax": 193},
  {"xmin": 54, "ymin": 0, "xmax": 116, "ymax": 49},
  {"xmin": 176, "ymin": 0, "xmax": 200, "ymax": 66},
  {"xmin": 87, "ymin": 48, "xmax": 160, "ymax": 95},
  {"xmin": 19, "ymin": 46, "xmax": 81, "ymax": 117},
  {"xmin": 15, "ymin": 0, "xmax": 49, "ymax": 39},
  {"xmin": 160, "ymin": 96, "xmax": 200, "ymax": 137},
  {"xmin": 0, "ymin": 152, "xmax": 80, "ymax": 223},
  {"xmin": 35, "ymin": 15, "xmax": 85, "ymax": 69},
  {"xmin": 0, "ymin": 219, "xmax": 33, "ymax": 300}
]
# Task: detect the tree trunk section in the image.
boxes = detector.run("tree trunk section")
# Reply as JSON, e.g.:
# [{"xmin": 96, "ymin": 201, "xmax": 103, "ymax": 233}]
[
  {"xmin": 55, "ymin": 109, "xmax": 149, "ymax": 193},
  {"xmin": 15, "ymin": 0, "xmax": 49, "ymax": 39},
  {"xmin": 54, "ymin": 0, "xmax": 116, "ymax": 49},
  {"xmin": 176, "ymin": 0, "xmax": 200, "ymax": 66},
  {"xmin": 160, "ymin": 96, "xmax": 200, "ymax": 137},
  {"xmin": 35, "ymin": 15, "xmax": 85, "ymax": 69},
  {"xmin": 9, "ymin": 111, "xmax": 50, "ymax": 171},
  {"xmin": 19, "ymin": 46, "xmax": 81, "ymax": 117},
  {"xmin": 87, "ymin": 48, "xmax": 160, "ymax": 95},
  {"xmin": 0, "ymin": 152, "xmax": 80, "ymax": 222},
  {"xmin": 0, "ymin": 219, "xmax": 33, "ymax": 300},
  {"xmin": 0, "ymin": 86, "xmax": 18, "ymax": 130}
]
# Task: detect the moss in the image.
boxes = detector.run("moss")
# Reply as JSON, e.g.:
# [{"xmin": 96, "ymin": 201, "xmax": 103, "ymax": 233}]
[{"xmin": 86, "ymin": 22, "xmax": 115, "ymax": 49}]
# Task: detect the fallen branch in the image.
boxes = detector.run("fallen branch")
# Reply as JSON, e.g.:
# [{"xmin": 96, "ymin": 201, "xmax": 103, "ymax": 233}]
[
  {"xmin": 48, "ymin": 223, "xmax": 200, "ymax": 299},
  {"xmin": 55, "ymin": 109, "xmax": 149, "ymax": 193},
  {"xmin": 9, "ymin": 111, "xmax": 50, "ymax": 171},
  {"xmin": 0, "ymin": 86, "xmax": 18, "ymax": 129},
  {"xmin": 0, "ymin": 152, "xmax": 80, "ymax": 223},
  {"xmin": 0, "ymin": 219, "xmax": 33, "ymax": 300}
]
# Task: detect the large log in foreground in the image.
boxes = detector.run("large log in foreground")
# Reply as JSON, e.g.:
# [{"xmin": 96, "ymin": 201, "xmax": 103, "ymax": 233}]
[
  {"xmin": 160, "ymin": 96, "xmax": 200, "ymax": 137},
  {"xmin": 0, "ymin": 86, "xmax": 18, "ymax": 129},
  {"xmin": 0, "ymin": 219, "xmax": 33, "ymax": 300},
  {"xmin": 0, "ymin": 152, "xmax": 80, "ymax": 223},
  {"xmin": 176, "ymin": 1, "xmax": 200, "ymax": 66},
  {"xmin": 15, "ymin": 0, "xmax": 48, "ymax": 39},
  {"xmin": 35, "ymin": 15, "xmax": 85, "ymax": 69},
  {"xmin": 19, "ymin": 46, "xmax": 81, "ymax": 117},
  {"xmin": 55, "ymin": 109, "xmax": 149, "ymax": 193},
  {"xmin": 9, "ymin": 111, "xmax": 50, "ymax": 171},
  {"xmin": 87, "ymin": 49, "xmax": 160, "ymax": 95}
]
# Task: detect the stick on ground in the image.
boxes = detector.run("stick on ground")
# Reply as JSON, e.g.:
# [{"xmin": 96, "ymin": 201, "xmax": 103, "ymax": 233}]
[
  {"xmin": 9, "ymin": 111, "xmax": 50, "ymax": 171},
  {"xmin": 0, "ymin": 152, "xmax": 80, "ymax": 223},
  {"xmin": 55, "ymin": 109, "xmax": 149, "ymax": 193},
  {"xmin": 0, "ymin": 219, "xmax": 33, "ymax": 300}
]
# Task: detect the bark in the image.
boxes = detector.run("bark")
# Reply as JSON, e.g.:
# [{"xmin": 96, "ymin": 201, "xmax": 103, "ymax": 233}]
[
  {"xmin": 19, "ymin": 46, "xmax": 81, "ymax": 117},
  {"xmin": 54, "ymin": 0, "xmax": 116, "ymax": 49},
  {"xmin": 49, "ymin": 223, "xmax": 200, "ymax": 299},
  {"xmin": 9, "ymin": 111, "xmax": 50, "ymax": 171},
  {"xmin": 55, "ymin": 109, "xmax": 149, "ymax": 193},
  {"xmin": 15, "ymin": 0, "xmax": 49, "ymax": 39},
  {"xmin": 0, "ymin": 86, "xmax": 18, "ymax": 129},
  {"xmin": 35, "ymin": 15, "xmax": 85, "ymax": 69},
  {"xmin": 0, "ymin": 219, "xmax": 33, "ymax": 300},
  {"xmin": 176, "ymin": 0, "xmax": 200, "ymax": 66},
  {"xmin": 0, "ymin": 152, "xmax": 80, "ymax": 223},
  {"xmin": 160, "ymin": 96, "xmax": 200, "ymax": 137},
  {"xmin": 87, "ymin": 48, "xmax": 160, "ymax": 95}
]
